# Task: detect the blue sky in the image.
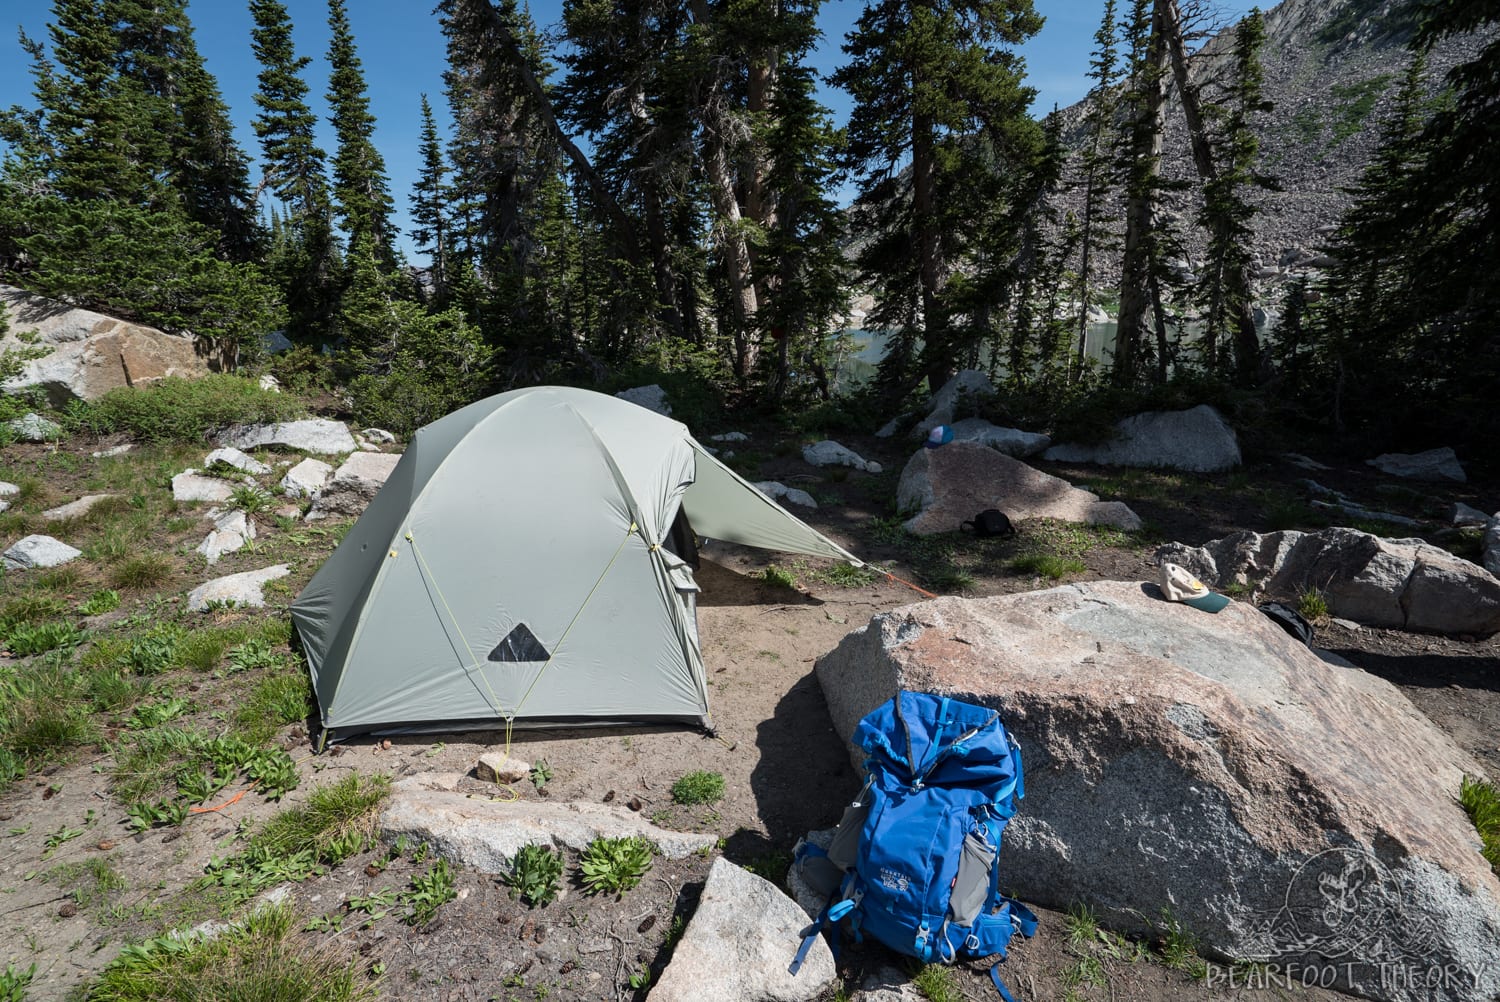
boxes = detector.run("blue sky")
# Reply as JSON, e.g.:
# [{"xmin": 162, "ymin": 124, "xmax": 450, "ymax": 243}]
[{"xmin": 0, "ymin": 1, "xmax": 1256, "ymax": 259}]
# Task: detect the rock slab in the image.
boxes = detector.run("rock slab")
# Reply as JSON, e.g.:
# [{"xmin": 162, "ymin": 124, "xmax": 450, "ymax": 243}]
[
  {"xmin": 1157, "ymin": 527, "xmax": 1500, "ymax": 636},
  {"xmin": 9, "ymin": 413, "xmax": 62, "ymax": 442},
  {"xmin": 0, "ymin": 284, "xmax": 215, "ymax": 404},
  {"xmin": 948, "ymin": 418, "xmax": 1051, "ymax": 457},
  {"xmin": 279, "ymin": 458, "xmax": 333, "ymax": 500},
  {"xmin": 172, "ymin": 470, "xmax": 236, "ymax": 504},
  {"xmin": 1043, "ymin": 404, "xmax": 1242, "ymax": 472},
  {"xmin": 216, "ymin": 419, "xmax": 355, "ymax": 455},
  {"xmin": 187, "ymin": 565, "xmax": 289, "ymax": 611},
  {"xmin": 615, "ymin": 384, "xmax": 671, "ymax": 417},
  {"xmin": 204, "ymin": 447, "xmax": 271, "ymax": 475},
  {"xmin": 897, "ymin": 442, "xmax": 1141, "ymax": 535},
  {"xmin": 305, "ymin": 451, "xmax": 400, "ymax": 520},
  {"xmin": 802, "ymin": 440, "xmax": 880, "ymax": 473},
  {"xmin": 3, "ymin": 534, "xmax": 82, "ymax": 570},
  {"xmin": 650, "ymin": 857, "xmax": 834, "ymax": 1002},
  {"xmin": 196, "ymin": 510, "xmax": 255, "ymax": 564},
  {"xmin": 754, "ymin": 481, "xmax": 817, "ymax": 509},
  {"xmin": 1367, "ymin": 447, "xmax": 1467, "ymax": 483},
  {"xmin": 815, "ymin": 583, "xmax": 1500, "ymax": 1002},
  {"xmin": 41, "ymin": 494, "xmax": 116, "ymax": 521},
  {"xmin": 380, "ymin": 780, "xmax": 716, "ymax": 872}
]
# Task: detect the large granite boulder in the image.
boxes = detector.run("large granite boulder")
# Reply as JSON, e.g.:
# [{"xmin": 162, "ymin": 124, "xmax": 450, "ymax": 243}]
[
  {"xmin": 1043, "ymin": 404, "xmax": 1242, "ymax": 472},
  {"xmin": 215, "ymin": 419, "xmax": 355, "ymax": 455},
  {"xmin": 1157, "ymin": 527, "xmax": 1500, "ymax": 635},
  {"xmin": 305, "ymin": 451, "xmax": 400, "ymax": 520},
  {"xmin": 1367, "ymin": 447, "xmax": 1467, "ymax": 483},
  {"xmin": 896, "ymin": 442, "xmax": 1140, "ymax": 535},
  {"xmin": 815, "ymin": 583, "xmax": 1500, "ymax": 1002},
  {"xmin": 0, "ymin": 284, "xmax": 217, "ymax": 405},
  {"xmin": 913, "ymin": 370, "xmax": 997, "ymax": 438},
  {"xmin": 948, "ymin": 417, "xmax": 1050, "ymax": 458},
  {"xmin": 651, "ymin": 857, "xmax": 834, "ymax": 1002},
  {"xmin": 615, "ymin": 384, "xmax": 671, "ymax": 417}
]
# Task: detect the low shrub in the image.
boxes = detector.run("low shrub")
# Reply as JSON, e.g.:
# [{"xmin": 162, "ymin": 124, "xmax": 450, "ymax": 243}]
[
  {"xmin": 71, "ymin": 375, "xmax": 304, "ymax": 444},
  {"xmin": 670, "ymin": 770, "xmax": 725, "ymax": 806}
]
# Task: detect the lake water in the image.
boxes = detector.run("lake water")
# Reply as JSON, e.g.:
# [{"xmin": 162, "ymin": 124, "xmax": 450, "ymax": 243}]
[{"xmin": 828, "ymin": 324, "xmax": 1120, "ymax": 393}]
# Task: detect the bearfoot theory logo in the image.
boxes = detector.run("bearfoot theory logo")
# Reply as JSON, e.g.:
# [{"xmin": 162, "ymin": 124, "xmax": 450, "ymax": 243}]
[{"xmin": 1207, "ymin": 848, "xmax": 1493, "ymax": 995}]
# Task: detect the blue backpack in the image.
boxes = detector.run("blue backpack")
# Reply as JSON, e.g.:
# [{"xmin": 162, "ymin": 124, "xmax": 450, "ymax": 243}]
[{"xmin": 790, "ymin": 691, "xmax": 1036, "ymax": 999}]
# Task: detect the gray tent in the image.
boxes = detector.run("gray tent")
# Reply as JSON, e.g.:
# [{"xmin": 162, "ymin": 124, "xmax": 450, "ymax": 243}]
[{"xmin": 291, "ymin": 386, "xmax": 860, "ymax": 745}]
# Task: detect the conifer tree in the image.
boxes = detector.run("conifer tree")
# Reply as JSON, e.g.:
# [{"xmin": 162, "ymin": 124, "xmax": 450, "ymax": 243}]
[
  {"xmin": 326, "ymin": 0, "xmax": 396, "ymax": 263},
  {"xmin": 1074, "ymin": 0, "xmax": 1121, "ymax": 377},
  {"xmin": 250, "ymin": 0, "xmax": 340, "ymax": 340},
  {"xmin": 409, "ymin": 95, "xmax": 453, "ymax": 303},
  {"xmin": 832, "ymin": 0, "xmax": 1042, "ymax": 400}
]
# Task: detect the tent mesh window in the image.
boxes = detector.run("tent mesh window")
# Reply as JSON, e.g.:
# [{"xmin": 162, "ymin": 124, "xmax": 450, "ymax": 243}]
[{"xmin": 488, "ymin": 622, "xmax": 551, "ymax": 663}]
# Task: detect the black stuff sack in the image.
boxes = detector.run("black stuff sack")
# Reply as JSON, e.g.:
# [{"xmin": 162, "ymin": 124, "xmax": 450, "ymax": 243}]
[
  {"xmin": 1258, "ymin": 601, "xmax": 1314, "ymax": 646},
  {"xmin": 962, "ymin": 509, "xmax": 1016, "ymax": 539}
]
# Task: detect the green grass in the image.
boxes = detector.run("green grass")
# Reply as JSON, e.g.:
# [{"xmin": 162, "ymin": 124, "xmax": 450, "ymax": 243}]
[
  {"xmin": 911, "ymin": 964, "xmax": 961, "ymax": 1002},
  {"xmin": 71, "ymin": 375, "xmax": 306, "ymax": 444},
  {"xmin": 233, "ymin": 673, "xmax": 310, "ymax": 744},
  {"xmin": 1296, "ymin": 588, "xmax": 1330, "ymax": 624},
  {"xmin": 758, "ymin": 564, "xmax": 798, "ymax": 590},
  {"xmin": 109, "ymin": 553, "xmax": 174, "ymax": 591},
  {"xmin": 805, "ymin": 561, "xmax": 880, "ymax": 588},
  {"xmin": 0, "ymin": 658, "xmax": 101, "ymax": 784},
  {"xmin": 670, "ymin": 770, "xmax": 725, "ymax": 806},
  {"xmin": 87, "ymin": 900, "xmax": 375, "ymax": 1002},
  {"xmin": 1009, "ymin": 553, "xmax": 1087, "ymax": 580},
  {"xmin": 1459, "ymin": 775, "xmax": 1500, "ymax": 874},
  {"xmin": 43, "ymin": 857, "xmax": 127, "ymax": 914}
]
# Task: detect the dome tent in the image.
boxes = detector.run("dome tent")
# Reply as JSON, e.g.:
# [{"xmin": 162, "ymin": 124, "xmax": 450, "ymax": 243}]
[{"xmin": 291, "ymin": 386, "xmax": 860, "ymax": 746}]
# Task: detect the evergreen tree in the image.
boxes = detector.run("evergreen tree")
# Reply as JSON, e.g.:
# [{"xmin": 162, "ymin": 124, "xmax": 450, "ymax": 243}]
[
  {"xmin": 832, "ymin": 0, "xmax": 1043, "ymax": 400},
  {"xmin": 409, "ymin": 95, "xmax": 453, "ymax": 303},
  {"xmin": 249, "ymin": 0, "xmax": 340, "ymax": 340},
  {"xmin": 326, "ymin": 0, "xmax": 396, "ymax": 263},
  {"xmin": 1073, "ymin": 0, "xmax": 1121, "ymax": 377}
]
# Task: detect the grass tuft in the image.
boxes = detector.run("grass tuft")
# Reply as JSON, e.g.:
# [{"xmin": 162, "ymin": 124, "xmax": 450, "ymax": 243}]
[
  {"xmin": 670, "ymin": 770, "xmax": 725, "ymax": 806},
  {"xmin": 110, "ymin": 553, "xmax": 174, "ymax": 591},
  {"xmin": 1009, "ymin": 553, "xmax": 1087, "ymax": 580},
  {"xmin": 87, "ymin": 900, "xmax": 375, "ymax": 1002},
  {"xmin": 1459, "ymin": 775, "xmax": 1500, "ymax": 874}
]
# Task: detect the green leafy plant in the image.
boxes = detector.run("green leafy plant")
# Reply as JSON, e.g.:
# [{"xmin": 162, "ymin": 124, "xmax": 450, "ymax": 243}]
[
  {"xmin": 0, "ymin": 963, "xmax": 36, "ymax": 1002},
  {"xmin": 670, "ymin": 770, "xmax": 725, "ymax": 806},
  {"xmin": 579, "ymin": 835, "xmax": 653, "ymax": 896},
  {"xmin": 504, "ymin": 843, "xmax": 564, "ymax": 907},
  {"xmin": 403, "ymin": 858, "xmax": 456, "ymax": 926},
  {"xmin": 1459, "ymin": 774, "xmax": 1500, "ymax": 874},
  {"xmin": 227, "ymin": 484, "xmax": 274, "ymax": 515},
  {"xmin": 758, "ymin": 564, "xmax": 798, "ymax": 590},
  {"xmin": 79, "ymin": 589, "xmax": 122, "ymax": 616},
  {"xmin": 529, "ymin": 759, "xmax": 552, "ymax": 791},
  {"xmin": 6, "ymin": 620, "xmax": 84, "ymax": 656},
  {"xmin": 226, "ymin": 637, "xmax": 282, "ymax": 675}
]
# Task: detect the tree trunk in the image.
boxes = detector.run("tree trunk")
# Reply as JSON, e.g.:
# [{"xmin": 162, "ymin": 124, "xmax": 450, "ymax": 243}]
[{"xmin": 703, "ymin": 127, "xmax": 761, "ymax": 376}]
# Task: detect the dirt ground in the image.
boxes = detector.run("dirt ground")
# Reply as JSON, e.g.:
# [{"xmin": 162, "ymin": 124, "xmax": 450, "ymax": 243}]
[{"xmin": 0, "ymin": 422, "xmax": 1496, "ymax": 1002}]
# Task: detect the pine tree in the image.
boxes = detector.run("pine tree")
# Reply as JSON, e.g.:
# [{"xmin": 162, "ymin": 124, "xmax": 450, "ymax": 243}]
[
  {"xmin": 326, "ymin": 0, "xmax": 396, "ymax": 263},
  {"xmin": 1074, "ymin": 0, "xmax": 1121, "ymax": 377},
  {"xmin": 832, "ymin": 0, "xmax": 1043, "ymax": 400},
  {"xmin": 409, "ymin": 95, "xmax": 453, "ymax": 303},
  {"xmin": 250, "ymin": 0, "xmax": 340, "ymax": 340}
]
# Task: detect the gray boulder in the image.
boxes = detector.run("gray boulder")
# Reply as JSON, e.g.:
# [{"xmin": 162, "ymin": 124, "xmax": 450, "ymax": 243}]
[
  {"xmin": 0, "ymin": 284, "xmax": 216, "ymax": 404},
  {"xmin": 187, "ymin": 564, "xmax": 289, "ymax": 611},
  {"xmin": 216, "ymin": 419, "xmax": 355, "ymax": 455},
  {"xmin": 802, "ymin": 440, "xmax": 880, "ymax": 473},
  {"xmin": 1367, "ymin": 447, "xmax": 1467, "ymax": 483},
  {"xmin": 754, "ymin": 481, "xmax": 817, "ymax": 509},
  {"xmin": 1044, "ymin": 404, "xmax": 1241, "ymax": 472},
  {"xmin": 651, "ymin": 857, "xmax": 834, "ymax": 1002},
  {"xmin": 379, "ymin": 774, "xmax": 716, "ymax": 871},
  {"xmin": 305, "ymin": 451, "xmax": 400, "ymax": 520},
  {"xmin": 41, "ymin": 494, "xmax": 116, "ymax": 521},
  {"xmin": 913, "ymin": 369, "xmax": 996, "ymax": 438},
  {"xmin": 1486, "ymin": 513, "xmax": 1500, "ymax": 578},
  {"xmin": 615, "ymin": 384, "xmax": 671, "ymax": 417},
  {"xmin": 279, "ymin": 458, "xmax": 333, "ymax": 501},
  {"xmin": 359, "ymin": 427, "xmax": 396, "ymax": 445},
  {"xmin": 1453, "ymin": 502, "xmax": 1490, "ymax": 527},
  {"xmin": 3, "ymin": 534, "xmax": 82, "ymax": 570},
  {"xmin": 896, "ymin": 442, "xmax": 1140, "ymax": 535},
  {"xmin": 1157, "ymin": 527, "xmax": 1500, "ymax": 635},
  {"xmin": 815, "ymin": 583, "xmax": 1500, "ymax": 1002},
  {"xmin": 204, "ymin": 447, "xmax": 271, "ymax": 476},
  {"xmin": 9, "ymin": 413, "xmax": 62, "ymax": 442},
  {"xmin": 948, "ymin": 417, "xmax": 1051, "ymax": 458},
  {"xmin": 196, "ymin": 509, "xmax": 255, "ymax": 564},
  {"xmin": 172, "ymin": 469, "xmax": 236, "ymax": 504}
]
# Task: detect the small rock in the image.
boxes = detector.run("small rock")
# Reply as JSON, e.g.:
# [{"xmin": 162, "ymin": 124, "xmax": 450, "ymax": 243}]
[
  {"xmin": 754, "ymin": 481, "xmax": 818, "ymax": 509},
  {"xmin": 186, "ymin": 564, "xmax": 290, "ymax": 611},
  {"xmin": 615, "ymin": 384, "xmax": 671, "ymax": 417},
  {"xmin": 172, "ymin": 470, "xmax": 235, "ymax": 503},
  {"xmin": 196, "ymin": 509, "xmax": 256, "ymax": 564},
  {"xmin": 305, "ymin": 452, "xmax": 401, "ymax": 520},
  {"xmin": 3, "ymin": 534, "xmax": 83, "ymax": 571},
  {"xmin": 475, "ymin": 752, "xmax": 531, "ymax": 785},
  {"xmin": 41, "ymin": 494, "xmax": 117, "ymax": 521},
  {"xmin": 709, "ymin": 431, "xmax": 748, "ymax": 443},
  {"xmin": 1366, "ymin": 447, "xmax": 1467, "ymax": 483},
  {"xmin": 0, "ymin": 482, "xmax": 17, "ymax": 497},
  {"xmin": 360, "ymin": 428, "xmax": 397, "ymax": 445},
  {"xmin": 280, "ymin": 458, "xmax": 334, "ymax": 501},
  {"xmin": 803, "ymin": 440, "xmax": 879, "ymax": 472},
  {"xmin": 91, "ymin": 444, "xmax": 134, "ymax": 458},
  {"xmin": 204, "ymin": 447, "xmax": 271, "ymax": 476},
  {"xmin": 1281, "ymin": 452, "xmax": 1331, "ymax": 471},
  {"xmin": 1452, "ymin": 502, "xmax": 1489, "ymax": 527}
]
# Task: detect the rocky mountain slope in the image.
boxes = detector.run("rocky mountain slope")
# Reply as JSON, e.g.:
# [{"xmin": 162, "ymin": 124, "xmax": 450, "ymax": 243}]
[{"xmin": 1059, "ymin": 0, "xmax": 1489, "ymax": 287}]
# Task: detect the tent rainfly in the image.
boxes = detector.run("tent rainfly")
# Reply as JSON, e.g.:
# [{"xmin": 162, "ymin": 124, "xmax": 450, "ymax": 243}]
[{"xmin": 291, "ymin": 386, "xmax": 861, "ymax": 746}]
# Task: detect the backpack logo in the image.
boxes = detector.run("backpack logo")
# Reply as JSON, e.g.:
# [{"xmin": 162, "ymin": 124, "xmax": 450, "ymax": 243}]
[{"xmin": 879, "ymin": 867, "xmax": 911, "ymax": 893}]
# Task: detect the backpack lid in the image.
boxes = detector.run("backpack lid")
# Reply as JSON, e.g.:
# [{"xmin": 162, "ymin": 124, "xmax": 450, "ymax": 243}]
[{"xmin": 854, "ymin": 691, "xmax": 1015, "ymax": 787}]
